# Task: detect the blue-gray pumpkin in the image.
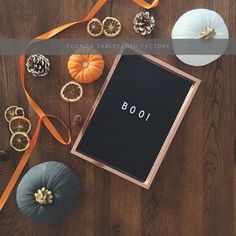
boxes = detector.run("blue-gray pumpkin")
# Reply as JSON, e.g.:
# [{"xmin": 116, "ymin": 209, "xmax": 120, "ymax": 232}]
[{"xmin": 16, "ymin": 161, "xmax": 80, "ymax": 224}]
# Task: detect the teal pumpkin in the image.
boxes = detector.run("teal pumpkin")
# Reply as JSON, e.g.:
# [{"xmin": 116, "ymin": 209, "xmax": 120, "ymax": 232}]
[{"xmin": 16, "ymin": 161, "xmax": 80, "ymax": 224}]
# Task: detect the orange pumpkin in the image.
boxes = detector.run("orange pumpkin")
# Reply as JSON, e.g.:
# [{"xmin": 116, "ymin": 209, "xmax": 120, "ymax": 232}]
[{"xmin": 67, "ymin": 49, "xmax": 104, "ymax": 84}]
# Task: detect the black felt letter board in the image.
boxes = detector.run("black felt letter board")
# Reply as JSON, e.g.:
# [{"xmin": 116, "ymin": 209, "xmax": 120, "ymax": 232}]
[{"xmin": 75, "ymin": 54, "xmax": 193, "ymax": 181}]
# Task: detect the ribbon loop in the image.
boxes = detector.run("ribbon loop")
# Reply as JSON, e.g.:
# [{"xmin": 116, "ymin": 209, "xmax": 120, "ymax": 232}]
[
  {"xmin": 132, "ymin": 0, "xmax": 160, "ymax": 9},
  {"xmin": 42, "ymin": 115, "xmax": 72, "ymax": 145}
]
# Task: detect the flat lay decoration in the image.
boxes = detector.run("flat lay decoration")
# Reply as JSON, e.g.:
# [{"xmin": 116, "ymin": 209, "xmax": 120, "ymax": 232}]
[
  {"xmin": 102, "ymin": 17, "xmax": 122, "ymax": 38},
  {"xmin": 9, "ymin": 116, "xmax": 31, "ymax": 134},
  {"xmin": 34, "ymin": 187, "xmax": 53, "ymax": 205},
  {"xmin": 87, "ymin": 18, "xmax": 104, "ymax": 37},
  {"xmin": 16, "ymin": 161, "xmax": 80, "ymax": 224},
  {"xmin": 4, "ymin": 106, "xmax": 25, "ymax": 122},
  {"xmin": 171, "ymin": 9, "xmax": 229, "ymax": 66},
  {"xmin": 4, "ymin": 106, "xmax": 32, "ymax": 152},
  {"xmin": 10, "ymin": 132, "xmax": 30, "ymax": 152},
  {"xmin": 87, "ymin": 17, "xmax": 122, "ymax": 38},
  {"xmin": 72, "ymin": 114, "xmax": 83, "ymax": 126},
  {"xmin": 0, "ymin": 0, "xmax": 160, "ymax": 212},
  {"xmin": 67, "ymin": 49, "xmax": 105, "ymax": 83},
  {"xmin": 133, "ymin": 11, "xmax": 155, "ymax": 36},
  {"xmin": 26, "ymin": 54, "xmax": 50, "ymax": 77},
  {"xmin": 60, "ymin": 81, "xmax": 83, "ymax": 103}
]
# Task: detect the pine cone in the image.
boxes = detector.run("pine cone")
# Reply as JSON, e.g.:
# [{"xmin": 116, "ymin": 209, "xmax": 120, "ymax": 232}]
[
  {"xmin": 72, "ymin": 114, "xmax": 83, "ymax": 126},
  {"xmin": 26, "ymin": 54, "xmax": 50, "ymax": 77},
  {"xmin": 133, "ymin": 12, "xmax": 155, "ymax": 36}
]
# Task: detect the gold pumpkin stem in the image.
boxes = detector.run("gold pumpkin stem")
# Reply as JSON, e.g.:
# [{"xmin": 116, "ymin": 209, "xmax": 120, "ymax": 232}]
[
  {"xmin": 34, "ymin": 187, "xmax": 53, "ymax": 205},
  {"xmin": 82, "ymin": 62, "xmax": 89, "ymax": 68},
  {"xmin": 200, "ymin": 27, "xmax": 215, "ymax": 40}
]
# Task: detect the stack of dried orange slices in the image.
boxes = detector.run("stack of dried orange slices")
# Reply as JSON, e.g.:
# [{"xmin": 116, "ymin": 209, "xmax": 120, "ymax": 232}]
[{"xmin": 4, "ymin": 106, "xmax": 31, "ymax": 152}]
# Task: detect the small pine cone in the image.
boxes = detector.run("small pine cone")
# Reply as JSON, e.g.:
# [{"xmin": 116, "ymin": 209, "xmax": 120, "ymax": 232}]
[
  {"xmin": 26, "ymin": 54, "xmax": 50, "ymax": 77},
  {"xmin": 133, "ymin": 12, "xmax": 155, "ymax": 36},
  {"xmin": 72, "ymin": 114, "xmax": 83, "ymax": 126}
]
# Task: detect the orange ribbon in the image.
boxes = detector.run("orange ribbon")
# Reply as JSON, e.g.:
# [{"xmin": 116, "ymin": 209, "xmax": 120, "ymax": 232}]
[{"xmin": 0, "ymin": 0, "xmax": 159, "ymax": 211}]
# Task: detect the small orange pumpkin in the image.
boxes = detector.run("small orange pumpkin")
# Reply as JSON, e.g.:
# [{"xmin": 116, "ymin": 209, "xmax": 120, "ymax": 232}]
[{"xmin": 67, "ymin": 49, "xmax": 104, "ymax": 84}]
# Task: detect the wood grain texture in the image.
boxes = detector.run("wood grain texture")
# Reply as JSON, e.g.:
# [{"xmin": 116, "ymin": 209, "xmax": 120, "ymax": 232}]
[{"xmin": 0, "ymin": 0, "xmax": 235, "ymax": 235}]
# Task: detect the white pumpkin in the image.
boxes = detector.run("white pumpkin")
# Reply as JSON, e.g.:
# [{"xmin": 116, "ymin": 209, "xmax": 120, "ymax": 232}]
[{"xmin": 171, "ymin": 9, "xmax": 229, "ymax": 66}]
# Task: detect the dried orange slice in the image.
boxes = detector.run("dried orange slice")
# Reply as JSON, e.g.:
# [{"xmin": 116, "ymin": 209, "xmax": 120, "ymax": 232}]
[
  {"xmin": 9, "ymin": 116, "xmax": 31, "ymax": 134},
  {"xmin": 60, "ymin": 81, "xmax": 83, "ymax": 103},
  {"xmin": 4, "ymin": 106, "xmax": 25, "ymax": 122},
  {"xmin": 102, "ymin": 17, "xmax": 121, "ymax": 38},
  {"xmin": 87, "ymin": 18, "xmax": 104, "ymax": 37},
  {"xmin": 10, "ymin": 132, "xmax": 30, "ymax": 152},
  {"xmin": 15, "ymin": 107, "xmax": 25, "ymax": 117}
]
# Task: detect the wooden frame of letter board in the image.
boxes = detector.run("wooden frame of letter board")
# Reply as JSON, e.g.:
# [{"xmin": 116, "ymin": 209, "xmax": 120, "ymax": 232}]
[{"xmin": 71, "ymin": 47, "xmax": 201, "ymax": 189}]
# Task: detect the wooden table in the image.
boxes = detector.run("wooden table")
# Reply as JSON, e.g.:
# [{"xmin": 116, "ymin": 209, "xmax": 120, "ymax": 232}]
[{"xmin": 0, "ymin": 0, "xmax": 235, "ymax": 235}]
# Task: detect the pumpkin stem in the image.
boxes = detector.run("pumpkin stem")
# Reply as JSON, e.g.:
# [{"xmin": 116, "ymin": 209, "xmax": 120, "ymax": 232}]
[
  {"xmin": 200, "ymin": 27, "xmax": 215, "ymax": 40},
  {"xmin": 82, "ymin": 62, "xmax": 89, "ymax": 68},
  {"xmin": 34, "ymin": 187, "xmax": 53, "ymax": 205}
]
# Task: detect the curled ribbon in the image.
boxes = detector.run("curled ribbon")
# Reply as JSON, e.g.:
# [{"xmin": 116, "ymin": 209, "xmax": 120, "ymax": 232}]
[{"xmin": 0, "ymin": 0, "xmax": 159, "ymax": 211}]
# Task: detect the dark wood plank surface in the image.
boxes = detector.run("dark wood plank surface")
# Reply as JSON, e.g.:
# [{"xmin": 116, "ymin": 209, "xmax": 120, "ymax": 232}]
[{"xmin": 0, "ymin": 0, "xmax": 235, "ymax": 235}]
